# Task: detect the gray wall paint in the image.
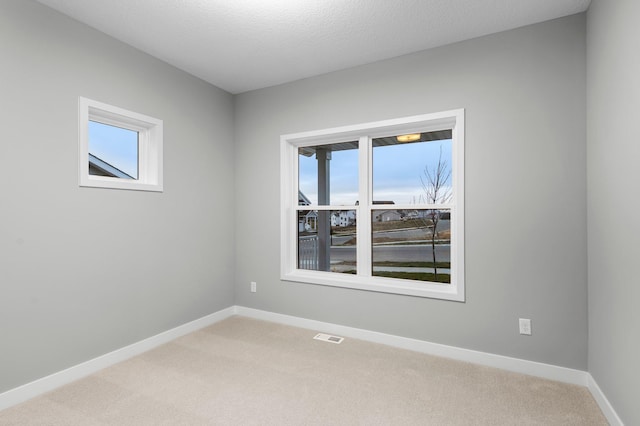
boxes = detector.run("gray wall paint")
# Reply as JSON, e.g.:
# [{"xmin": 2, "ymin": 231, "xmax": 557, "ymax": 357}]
[
  {"xmin": 235, "ymin": 14, "xmax": 587, "ymax": 369},
  {"xmin": 587, "ymin": 0, "xmax": 640, "ymax": 424},
  {"xmin": 0, "ymin": 0, "xmax": 599, "ymax": 401},
  {"xmin": 0, "ymin": 1, "xmax": 235, "ymax": 393}
]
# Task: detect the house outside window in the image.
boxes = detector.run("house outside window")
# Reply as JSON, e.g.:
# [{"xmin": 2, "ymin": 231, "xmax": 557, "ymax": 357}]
[{"xmin": 281, "ymin": 109, "xmax": 465, "ymax": 301}]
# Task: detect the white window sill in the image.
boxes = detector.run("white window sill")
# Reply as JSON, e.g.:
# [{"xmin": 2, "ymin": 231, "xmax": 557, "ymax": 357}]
[{"xmin": 282, "ymin": 270, "xmax": 464, "ymax": 301}]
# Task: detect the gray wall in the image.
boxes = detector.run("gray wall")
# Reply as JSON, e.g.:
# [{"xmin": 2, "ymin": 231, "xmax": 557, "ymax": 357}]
[
  {"xmin": 0, "ymin": 1, "xmax": 235, "ymax": 393},
  {"xmin": 587, "ymin": 0, "xmax": 640, "ymax": 424},
  {"xmin": 0, "ymin": 0, "xmax": 601, "ymax": 403},
  {"xmin": 235, "ymin": 14, "xmax": 588, "ymax": 370}
]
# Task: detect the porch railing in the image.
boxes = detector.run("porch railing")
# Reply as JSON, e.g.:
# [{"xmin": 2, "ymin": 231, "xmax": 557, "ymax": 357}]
[{"xmin": 298, "ymin": 234, "xmax": 318, "ymax": 270}]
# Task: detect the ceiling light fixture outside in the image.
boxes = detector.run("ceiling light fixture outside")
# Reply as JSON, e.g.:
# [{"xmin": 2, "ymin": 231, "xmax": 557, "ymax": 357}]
[{"xmin": 396, "ymin": 133, "xmax": 421, "ymax": 143}]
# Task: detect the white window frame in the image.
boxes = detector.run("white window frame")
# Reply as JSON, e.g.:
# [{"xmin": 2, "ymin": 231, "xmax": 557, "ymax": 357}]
[
  {"xmin": 79, "ymin": 97, "xmax": 163, "ymax": 192},
  {"xmin": 281, "ymin": 109, "xmax": 465, "ymax": 301}
]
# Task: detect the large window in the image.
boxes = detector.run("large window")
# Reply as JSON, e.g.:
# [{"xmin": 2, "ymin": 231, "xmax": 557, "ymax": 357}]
[
  {"xmin": 79, "ymin": 97, "xmax": 163, "ymax": 192},
  {"xmin": 281, "ymin": 110, "xmax": 464, "ymax": 301}
]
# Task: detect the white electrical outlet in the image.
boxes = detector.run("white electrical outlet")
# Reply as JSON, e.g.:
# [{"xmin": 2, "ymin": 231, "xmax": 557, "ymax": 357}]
[
  {"xmin": 519, "ymin": 318, "xmax": 532, "ymax": 335},
  {"xmin": 250, "ymin": 281, "xmax": 257, "ymax": 293}
]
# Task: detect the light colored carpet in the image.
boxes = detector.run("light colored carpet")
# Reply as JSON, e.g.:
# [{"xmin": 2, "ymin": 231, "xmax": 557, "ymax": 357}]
[{"xmin": 0, "ymin": 316, "xmax": 607, "ymax": 425}]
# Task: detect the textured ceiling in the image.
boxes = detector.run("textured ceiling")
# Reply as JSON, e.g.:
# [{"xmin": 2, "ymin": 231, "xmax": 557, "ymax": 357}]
[{"xmin": 36, "ymin": 0, "xmax": 591, "ymax": 94}]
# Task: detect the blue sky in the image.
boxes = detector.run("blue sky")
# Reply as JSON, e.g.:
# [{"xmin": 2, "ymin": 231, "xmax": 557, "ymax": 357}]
[
  {"xmin": 88, "ymin": 121, "xmax": 139, "ymax": 179},
  {"xmin": 299, "ymin": 139, "xmax": 452, "ymax": 205}
]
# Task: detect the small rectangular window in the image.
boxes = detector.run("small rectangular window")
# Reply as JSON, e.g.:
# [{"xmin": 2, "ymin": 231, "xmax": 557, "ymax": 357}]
[
  {"xmin": 88, "ymin": 121, "xmax": 139, "ymax": 179},
  {"xmin": 79, "ymin": 97, "xmax": 163, "ymax": 192}
]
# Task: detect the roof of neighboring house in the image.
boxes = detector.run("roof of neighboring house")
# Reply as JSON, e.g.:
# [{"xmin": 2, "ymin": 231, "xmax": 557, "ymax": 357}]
[
  {"xmin": 298, "ymin": 191, "xmax": 311, "ymax": 205},
  {"xmin": 88, "ymin": 153, "xmax": 134, "ymax": 179}
]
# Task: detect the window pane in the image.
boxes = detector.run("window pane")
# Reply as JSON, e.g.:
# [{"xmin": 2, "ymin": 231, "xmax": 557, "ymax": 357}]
[
  {"xmin": 371, "ymin": 208, "xmax": 451, "ymax": 283},
  {"xmin": 372, "ymin": 132, "xmax": 452, "ymax": 205},
  {"xmin": 298, "ymin": 141, "xmax": 358, "ymax": 206},
  {"xmin": 298, "ymin": 209, "xmax": 356, "ymax": 274},
  {"xmin": 88, "ymin": 120, "xmax": 139, "ymax": 179}
]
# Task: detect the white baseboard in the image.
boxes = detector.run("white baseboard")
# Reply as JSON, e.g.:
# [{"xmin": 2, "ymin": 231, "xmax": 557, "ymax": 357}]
[
  {"xmin": 0, "ymin": 306, "xmax": 235, "ymax": 411},
  {"xmin": 1, "ymin": 304, "xmax": 622, "ymax": 425},
  {"xmin": 588, "ymin": 374, "xmax": 624, "ymax": 426},
  {"xmin": 234, "ymin": 306, "xmax": 588, "ymax": 386},
  {"xmin": 235, "ymin": 306, "xmax": 625, "ymax": 423}
]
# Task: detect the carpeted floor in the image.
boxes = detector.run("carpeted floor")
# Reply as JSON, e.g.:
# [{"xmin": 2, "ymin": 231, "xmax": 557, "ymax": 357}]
[{"xmin": 0, "ymin": 316, "xmax": 607, "ymax": 425}]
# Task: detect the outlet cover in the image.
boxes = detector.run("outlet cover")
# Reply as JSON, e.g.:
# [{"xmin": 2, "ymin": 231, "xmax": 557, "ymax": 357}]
[
  {"xmin": 250, "ymin": 281, "xmax": 256, "ymax": 293},
  {"xmin": 519, "ymin": 318, "xmax": 532, "ymax": 335}
]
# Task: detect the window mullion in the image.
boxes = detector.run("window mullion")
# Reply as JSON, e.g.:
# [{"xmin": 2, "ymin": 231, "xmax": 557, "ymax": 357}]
[{"xmin": 356, "ymin": 136, "xmax": 371, "ymax": 277}]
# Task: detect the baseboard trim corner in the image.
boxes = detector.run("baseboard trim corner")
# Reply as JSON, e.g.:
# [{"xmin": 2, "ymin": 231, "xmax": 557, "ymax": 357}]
[
  {"xmin": 234, "ymin": 306, "xmax": 588, "ymax": 386},
  {"xmin": 588, "ymin": 374, "xmax": 624, "ymax": 426},
  {"xmin": 0, "ymin": 306, "xmax": 235, "ymax": 411}
]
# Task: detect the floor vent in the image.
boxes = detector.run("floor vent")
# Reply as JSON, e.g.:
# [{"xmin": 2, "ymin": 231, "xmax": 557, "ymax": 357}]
[{"xmin": 313, "ymin": 333, "xmax": 344, "ymax": 344}]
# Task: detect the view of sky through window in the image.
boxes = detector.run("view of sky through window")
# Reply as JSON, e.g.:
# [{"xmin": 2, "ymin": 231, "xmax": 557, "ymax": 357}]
[
  {"xmin": 298, "ymin": 139, "xmax": 452, "ymax": 205},
  {"xmin": 373, "ymin": 139, "xmax": 451, "ymax": 205},
  {"xmin": 88, "ymin": 121, "xmax": 139, "ymax": 179},
  {"xmin": 298, "ymin": 144, "xmax": 359, "ymax": 205}
]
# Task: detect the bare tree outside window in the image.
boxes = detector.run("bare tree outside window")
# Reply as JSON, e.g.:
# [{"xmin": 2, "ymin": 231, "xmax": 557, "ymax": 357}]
[{"xmin": 420, "ymin": 147, "xmax": 452, "ymax": 279}]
